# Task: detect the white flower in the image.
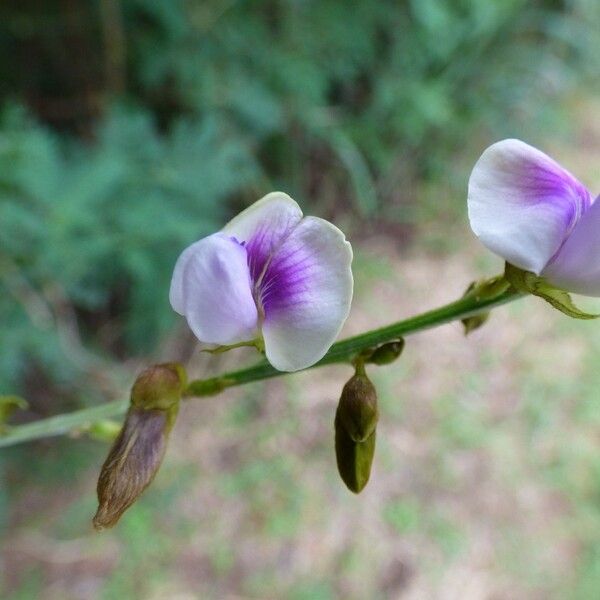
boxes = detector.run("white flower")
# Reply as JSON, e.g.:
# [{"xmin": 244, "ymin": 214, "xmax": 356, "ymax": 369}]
[
  {"xmin": 170, "ymin": 192, "xmax": 353, "ymax": 371},
  {"xmin": 468, "ymin": 139, "xmax": 600, "ymax": 296}
]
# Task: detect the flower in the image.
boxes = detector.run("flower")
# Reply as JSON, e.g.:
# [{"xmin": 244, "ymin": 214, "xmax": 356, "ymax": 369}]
[
  {"xmin": 170, "ymin": 192, "xmax": 353, "ymax": 371},
  {"xmin": 468, "ymin": 139, "xmax": 600, "ymax": 296}
]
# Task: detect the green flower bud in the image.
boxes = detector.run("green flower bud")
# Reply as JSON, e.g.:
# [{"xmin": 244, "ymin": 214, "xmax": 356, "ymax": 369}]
[
  {"xmin": 461, "ymin": 281, "xmax": 491, "ymax": 334},
  {"xmin": 337, "ymin": 371, "xmax": 378, "ymax": 443},
  {"xmin": 333, "ymin": 366, "xmax": 379, "ymax": 494},
  {"xmin": 335, "ymin": 409, "xmax": 376, "ymax": 494},
  {"xmin": 130, "ymin": 363, "xmax": 186, "ymax": 414},
  {"xmin": 368, "ymin": 339, "xmax": 405, "ymax": 365},
  {"xmin": 461, "ymin": 312, "xmax": 490, "ymax": 335},
  {"xmin": 93, "ymin": 363, "xmax": 185, "ymax": 530}
]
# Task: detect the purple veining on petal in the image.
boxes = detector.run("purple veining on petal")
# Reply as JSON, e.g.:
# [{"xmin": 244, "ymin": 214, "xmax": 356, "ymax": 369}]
[
  {"xmin": 257, "ymin": 243, "xmax": 316, "ymax": 318},
  {"xmin": 244, "ymin": 226, "xmax": 272, "ymax": 281},
  {"xmin": 242, "ymin": 215, "xmax": 300, "ymax": 282},
  {"xmin": 524, "ymin": 162, "xmax": 592, "ymax": 237},
  {"xmin": 523, "ymin": 163, "xmax": 593, "ymax": 266}
]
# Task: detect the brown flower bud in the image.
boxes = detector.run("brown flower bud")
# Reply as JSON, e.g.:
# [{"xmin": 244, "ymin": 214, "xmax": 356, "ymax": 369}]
[{"xmin": 92, "ymin": 363, "xmax": 185, "ymax": 530}]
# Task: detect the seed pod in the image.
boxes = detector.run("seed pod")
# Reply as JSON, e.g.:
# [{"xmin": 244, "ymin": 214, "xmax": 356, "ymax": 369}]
[
  {"xmin": 335, "ymin": 408, "xmax": 376, "ymax": 494},
  {"xmin": 336, "ymin": 371, "xmax": 378, "ymax": 443},
  {"xmin": 93, "ymin": 363, "xmax": 185, "ymax": 530}
]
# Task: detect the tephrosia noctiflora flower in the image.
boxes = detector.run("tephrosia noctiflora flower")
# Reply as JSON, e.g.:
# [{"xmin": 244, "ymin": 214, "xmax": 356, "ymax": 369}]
[
  {"xmin": 170, "ymin": 192, "xmax": 353, "ymax": 371},
  {"xmin": 468, "ymin": 139, "xmax": 600, "ymax": 296}
]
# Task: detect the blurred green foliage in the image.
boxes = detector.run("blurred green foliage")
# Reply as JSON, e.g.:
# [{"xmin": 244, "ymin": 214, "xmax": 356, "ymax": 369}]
[{"xmin": 0, "ymin": 0, "xmax": 598, "ymax": 399}]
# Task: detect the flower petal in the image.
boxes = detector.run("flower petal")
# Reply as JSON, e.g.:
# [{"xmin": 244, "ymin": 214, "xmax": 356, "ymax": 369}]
[
  {"xmin": 222, "ymin": 191, "xmax": 303, "ymax": 281},
  {"xmin": 259, "ymin": 217, "xmax": 353, "ymax": 372},
  {"xmin": 542, "ymin": 197, "xmax": 600, "ymax": 296},
  {"xmin": 468, "ymin": 139, "xmax": 592, "ymax": 274},
  {"xmin": 169, "ymin": 233, "xmax": 258, "ymax": 345},
  {"xmin": 169, "ymin": 240, "xmax": 202, "ymax": 316}
]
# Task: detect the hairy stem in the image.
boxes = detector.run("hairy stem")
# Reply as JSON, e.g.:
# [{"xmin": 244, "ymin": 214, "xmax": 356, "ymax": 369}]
[{"xmin": 0, "ymin": 284, "xmax": 522, "ymax": 448}]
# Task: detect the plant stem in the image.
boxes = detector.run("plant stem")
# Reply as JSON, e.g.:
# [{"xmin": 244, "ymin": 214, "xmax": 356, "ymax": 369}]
[
  {"xmin": 0, "ymin": 284, "xmax": 522, "ymax": 448},
  {"xmin": 0, "ymin": 399, "xmax": 128, "ymax": 448}
]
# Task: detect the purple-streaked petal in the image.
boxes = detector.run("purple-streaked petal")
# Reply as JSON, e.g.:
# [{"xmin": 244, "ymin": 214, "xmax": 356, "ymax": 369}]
[
  {"xmin": 542, "ymin": 197, "xmax": 600, "ymax": 296},
  {"xmin": 259, "ymin": 217, "xmax": 353, "ymax": 372},
  {"xmin": 468, "ymin": 139, "xmax": 592, "ymax": 274},
  {"xmin": 222, "ymin": 191, "xmax": 303, "ymax": 281},
  {"xmin": 169, "ymin": 233, "xmax": 258, "ymax": 345}
]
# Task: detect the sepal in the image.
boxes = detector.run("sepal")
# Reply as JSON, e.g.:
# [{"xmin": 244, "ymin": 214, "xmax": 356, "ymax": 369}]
[{"xmin": 505, "ymin": 263, "xmax": 599, "ymax": 320}]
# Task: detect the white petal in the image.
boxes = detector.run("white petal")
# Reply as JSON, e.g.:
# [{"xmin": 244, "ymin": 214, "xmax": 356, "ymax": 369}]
[
  {"xmin": 170, "ymin": 239, "xmax": 202, "ymax": 315},
  {"xmin": 468, "ymin": 139, "xmax": 592, "ymax": 274},
  {"xmin": 259, "ymin": 217, "xmax": 353, "ymax": 372},
  {"xmin": 542, "ymin": 197, "xmax": 600, "ymax": 296},
  {"xmin": 169, "ymin": 233, "xmax": 258, "ymax": 345},
  {"xmin": 222, "ymin": 191, "xmax": 303, "ymax": 281}
]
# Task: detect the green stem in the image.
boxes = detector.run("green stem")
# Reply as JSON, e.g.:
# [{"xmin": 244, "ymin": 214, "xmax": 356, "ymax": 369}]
[
  {"xmin": 0, "ymin": 399, "xmax": 128, "ymax": 448},
  {"xmin": 0, "ymin": 284, "xmax": 522, "ymax": 448}
]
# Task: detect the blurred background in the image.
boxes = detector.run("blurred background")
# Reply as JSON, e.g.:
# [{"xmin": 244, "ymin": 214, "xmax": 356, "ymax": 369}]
[{"xmin": 1, "ymin": 1, "xmax": 599, "ymax": 598}]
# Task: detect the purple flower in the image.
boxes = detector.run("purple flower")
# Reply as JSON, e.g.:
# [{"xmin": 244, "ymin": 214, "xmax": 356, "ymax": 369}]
[
  {"xmin": 468, "ymin": 139, "xmax": 600, "ymax": 295},
  {"xmin": 170, "ymin": 192, "xmax": 353, "ymax": 371}
]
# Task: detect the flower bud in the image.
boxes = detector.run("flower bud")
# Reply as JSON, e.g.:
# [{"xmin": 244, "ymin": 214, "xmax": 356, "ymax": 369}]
[
  {"xmin": 93, "ymin": 363, "xmax": 185, "ymax": 530},
  {"xmin": 130, "ymin": 362, "xmax": 186, "ymax": 413},
  {"xmin": 461, "ymin": 280, "xmax": 492, "ymax": 334},
  {"xmin": 368, "ymin": 339, "xmax": 405, "ymax": 365},
  {"xmin": 335, "ymin": 410, "xmax": 376, "ymax": 494},
  {"xmin": 334, "ymin": 366, "xmax": 378, "ymax": 494},
  {"xmin": 461, "ymin": 312, "xmax": 490, "ymax": 335},
  {"xmin": 336, "ymin": 371, "xmax": 378, "ymax": 443}
]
